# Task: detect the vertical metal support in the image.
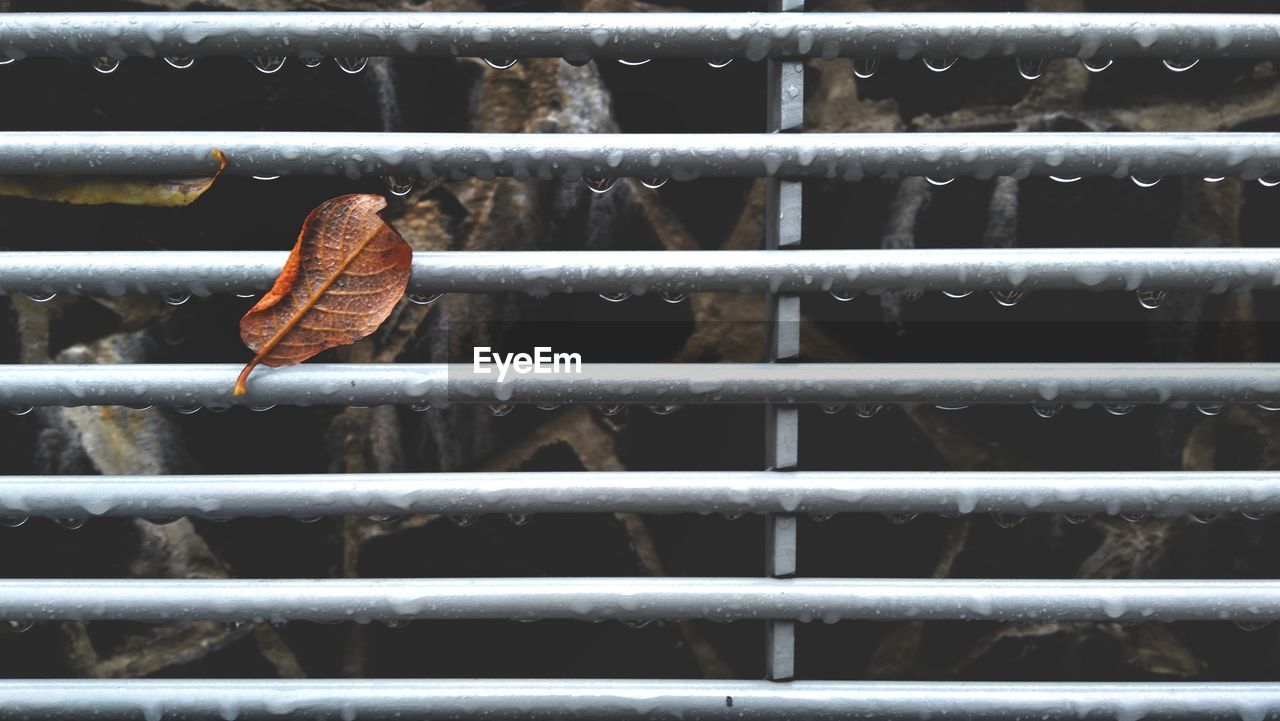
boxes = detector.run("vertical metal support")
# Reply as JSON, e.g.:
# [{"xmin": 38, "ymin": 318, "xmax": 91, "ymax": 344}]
[{"xmin": 764, "ymin": 0, "xmax": 803, "ymax": 684}]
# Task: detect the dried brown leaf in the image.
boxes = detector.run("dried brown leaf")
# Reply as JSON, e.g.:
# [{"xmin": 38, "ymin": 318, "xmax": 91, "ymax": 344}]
[{"xmin": 234, "ymin": 194, "xmax": 413, "ymax": 395}]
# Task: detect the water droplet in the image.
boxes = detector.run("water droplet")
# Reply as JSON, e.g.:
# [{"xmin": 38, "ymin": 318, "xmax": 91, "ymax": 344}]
[
  {"xmin": 1, "ymin": 517, "xmax": 28, "ymax": 528},
  {"xmin": 1120, "ymin": 511, "xmax": 1149, "ymax": 523},
  {"xmin": 641, "ymin": 177, "xmax": 669, "ymax": 189},
  {"xmin": 448, "ymin": 514, "xmax": 477, "ymax": 527},
  {"xmin": 386, "ymin": 176, "xmax": 415, "ymax": 196},
  {"xmin": 145, "ymin": 517, "xmax": 181, "ymax": 525},
  {"xmin": 942, "ymin": 289, "xmax": 973, "ymax": 299},
  {"xmin": 92, "ymin": 57, "xmax": 120, "ymax": 74},
  {"xmin": 236, "ymin": 292, "xmax": 258, "ymax": 299},
  {"xmin": 174, "ymin": 405, "xmax": 201, "ymax": 415},
  {"xmin": 1189, "ymin": 512, "xmax": 1218, "ymax": 525},
  {"xmin": 252, "ymin": 56, "xmax": 286, "ymax": 74},
  {"xmin": 1080, "ymin": 57, "xmax": 1113, "ymax": 73},
  {"xmin": 821, "ymin": 404, "xmax": 845, "ymax": 415},
  {"xmin": 1136, "ymin": 289, "xmax": 1166, "ymax": 310},
  {"xmin": 599, "ymin": 292, "xmax": 630, "ymax": 303},
  {"xmin": 851, "ymin": 57, "xmax": 880, "ymax": 79},
  {"xmin": 584, "ymin": 176, "xmax": 616, "ymax": 194},
  {"xmin": 249, "ymin": 404, "xmax": 275, "ymax": 412},
  {"xmin": 410, "ymin": 403, "xmax": 432, "ymax": 412},
  {"xmin": 506, "ymin": 513, "xmax": 531, "ymax": 526},
  {"xmin": 536, "ymin": 403, "xmax": 562, "ymax": 411},
  {"xmin": 1257, "ymin": 402, "xmax": 1280, "ymax": 412},
  {"xmin": 618, "ymin": 58, "xmax": 651, "ymax": 66},
  {"xmin": 935, "ymin": 404, "xmax": 968, "ymax": 411},
  {"xmin": 1259, "ymin": 177, "xmax": 1280, "ymax": 188},
  {"xmin": 301, "ymin": 56, "xmax": 324, "ymax": 68},
  {"xmin": 163, "ymin": 292, "xmax": 190, "ymax": 306},
  {"xmin": 1104, "ymin": 403, "xmax": 1135, "ymax": 417},
  {"xmin": 1016, "ymin": 58, "xmax": 1047, "ymax": 80},
  {"xmin": 1050, "ymin": 175, "xmax": 1082, "ymax": 183},
  {"xmin": 163, "ymin": 56, "xmax": 195, "ymax": 69},
  {"xmin": 297, "ymin": 516, "xmax": 321, "ymax": 524},
  {"xmin": 923, "ymin": 57, "xmax": 957, "ymax": 72},
  {"xmin": 484, "ymin": 57, "xmax": 518, "ymax": 69},
  {"xmin": 1033, "ymin": 403, "xmax": 1062, "ymax": 419},
  {"xmin": 24, "ymin": 291, "xmax": 56, "ymax": 303},
  {"xmin": 0, "ymin": 55, "xmax": 15, "ymax": 66},
  {"xmin": 660, "ymin": 291, "xmax": 687, "ymax": 304},
  {"xmin": 1064, "ymin": 513, "xmax": 1093, "ymax": 525},
  {"xmin": 7, "ymin": 621, "xmax": 32, "ymax": 633},
  {"xmin": 1243, "ymin": 511, "xmax": 1271, "ymax": 521},
  {"xmin": 1162, "ymin": 58, "xmax": 1200, "ymax": 73},
  {"xmin": 369, "ymin": 515, "xmax": 401, "ymax": 524},
  {"xmin": 381, "ymin": 618, "xmax": 410, "ymax": 629},
  {"xmin": 1130, "ymin": 175, "xmax": 1162, "ymax": 188},
  {"xmin": 647, "ymin": 404, "xmax": 679, "ymax": 415},
  {"xmin": 1196, "ymin": 403, "xmax": 1225, "ymax": 416},
  {"xmin": 809, "ymin": 513, "xmax": 834, "ymax": 523},
  {"xmin": 488, "ymin": 404, "xmax": 513, "ymax": 417},
  {"xmin": 925, "ymin": 176, "xmax": 955, "ymax": 187},
  {"xmin": 596, "ymin": 404, "xmax": 623, "ymax": 417},
  {"xmin": 335, "ymin": 57, "xmax": 368, "ymax": 74},
  {"xmin": 707, "ymin": 58, "xmax": 733, "ymax": 69},
  {"xmin": 829, "ymin": 289, "xmax": 858, "ymax": 302},
  {"xmin": 55, "ymin": 518, "xmax": 85, "ymax": 530},
  {"xmin": 854, "ymin": 404, "xmax": 882, "ymax": 419},
  {"xmin": 992, "ymin": 513, "xmax": 1026, "ymax": 529},
  {"xmin": 885, "ymin": 512, "xmax": 917, "ymax": 525},
  {"xmin": 1204, "ymin": 176, "xmax": 1226, "ymax": 183},
  {"xmin": 990, "ymin": 289, "xmax": 1024, "ymax": 307},
  {"xmin": 406, "ymin": 292, "xmax": 443, "ymax": 305},
  {"xmin": 5, "ymin": 405, "xmax": 33, "ymax": 416},
  {"xmin": 1235, "ymin": 620, "xmax": 1271, "ymax": 632}
]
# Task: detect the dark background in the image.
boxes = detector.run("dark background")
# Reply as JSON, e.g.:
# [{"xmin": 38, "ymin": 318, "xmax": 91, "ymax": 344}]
[{"xmin": 0, "ymin": 0, "xmax": 1278, "ymax": 681}]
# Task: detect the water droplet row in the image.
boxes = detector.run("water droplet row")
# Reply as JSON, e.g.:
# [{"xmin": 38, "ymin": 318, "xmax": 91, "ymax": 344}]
[
  {"xmin": 0, "ymin": 55, "xmax": 1243, "ymax": 78},
  {"xmin": 847, "ymin": 57, "xmax": 1207, "ymax": 79}
]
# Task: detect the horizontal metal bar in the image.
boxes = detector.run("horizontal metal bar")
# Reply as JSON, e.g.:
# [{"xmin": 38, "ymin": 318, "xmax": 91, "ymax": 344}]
[
  {"xmin": 3, "ymin": 13, "xmax": 1279, "ymax": 62},
  {"xmin": 1, "ymin": 132, "xmax": 1277, "ymax": 180},
  {"xmin": 1, "ymin": 578, "xmax": 1279, "ymax": 623},
  {"xmin": 0, "ymin": 471, "xmax": 1277, "ymax": 519},
  {"xmin": 1, "ymin": 364, "xmax": 1277, "ymax": 408},
  {"xmin": 4, "ymin": 248, "xmax": 1280, "ymax": 296},
  {"xmin": 0, "ymin": 680, "xmax": 1277, "ymax": 721}
]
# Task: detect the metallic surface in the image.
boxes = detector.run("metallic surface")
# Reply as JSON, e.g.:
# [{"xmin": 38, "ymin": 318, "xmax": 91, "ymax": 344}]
[
  {"xmin": 763, "ymin": 0, "xmax": 803, "ymax": 683},
  {"xmin": 0, "ymin": 471, "xmax": 1276, "ymax": 519},
  {"xmin": 2, "ymin": 248, "xmax": 1278, "ymax": 296},
  {"xmin": 2, "ymin": 680, "xmax": 1280, "ymax": 720},
  {"xmin": 1, "ymin": 577, "xmax": 1280, "ymax": 622},
  {"xmin": 0, "ymin": 363, "xmax": 1275, "ymax": 407},
  {"xmin": 0, "ymin": 132, "xmax": 1277, "ymax": 180},
  {"xmin": 2, "ymin": 13, "xmax": 1280, "ymax": 61}
]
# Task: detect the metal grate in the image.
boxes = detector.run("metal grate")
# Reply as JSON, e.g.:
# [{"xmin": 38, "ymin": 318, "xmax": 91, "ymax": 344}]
[
  {"xmin": 2, "ymin": 7, "xmax": 1280, "ymax": 717},
  {"xmin": 1, "ymin": 470, "xmax": 1279, "ymax": 518},
  {"xmin": 1, "ymin": 131, "xmax": 1277, "ymax": 179}
]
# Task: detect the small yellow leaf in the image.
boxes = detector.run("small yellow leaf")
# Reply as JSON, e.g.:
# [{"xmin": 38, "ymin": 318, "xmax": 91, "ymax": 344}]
[{"xmin": 0, "ymin": 149, "xmax": 226, "ymax": 207}]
